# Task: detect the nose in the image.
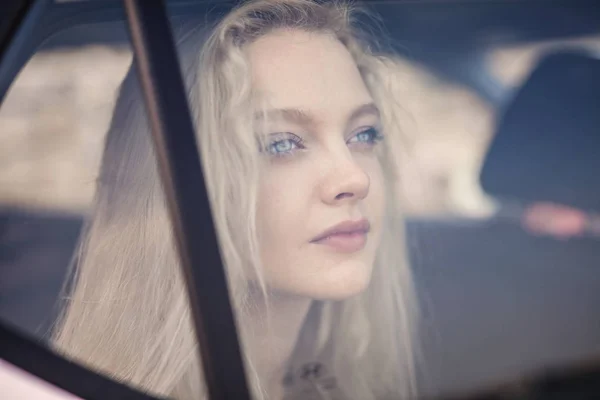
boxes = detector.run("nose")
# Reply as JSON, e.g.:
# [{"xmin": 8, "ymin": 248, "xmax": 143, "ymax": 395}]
[{"xmin": 320, "ymin": 152, "xmax": 370, "ymax": 205}]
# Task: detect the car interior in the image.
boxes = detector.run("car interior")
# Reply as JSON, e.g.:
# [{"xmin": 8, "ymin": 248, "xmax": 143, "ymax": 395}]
[{"xmin": 1, "ymin": 1, "xmax": 600, "ymax": 399}]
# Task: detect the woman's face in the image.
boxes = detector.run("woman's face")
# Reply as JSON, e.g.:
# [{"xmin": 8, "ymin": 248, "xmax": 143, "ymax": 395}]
[{"xmin": 248, "ymin": 29, "xmax": 386, "ymax": 300}]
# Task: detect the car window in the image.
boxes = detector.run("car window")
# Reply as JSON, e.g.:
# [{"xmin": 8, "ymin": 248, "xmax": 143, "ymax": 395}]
[
  {"xmin": 0, "ymin": 15, "xmax": 155, "ymax": 397},
  {"xmin": 1, "ymin": 1, "xmax": 600, "ymax": 400},
  {"xmin": 0, "ymin": 39, "xmax": 127, "ymax": 330}
]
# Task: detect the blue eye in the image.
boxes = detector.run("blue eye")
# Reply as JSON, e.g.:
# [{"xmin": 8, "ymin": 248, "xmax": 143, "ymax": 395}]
[
  {"xmin": 264, "ymin": 133, "xmax": 305, "ymax": 156},
  {"xmin": 347, "ymin": 127, "xmax": 383, "ymax": 146},
  {"xmin": 269, "ymin": 139, "xmax": 296, "ymax": 154}
]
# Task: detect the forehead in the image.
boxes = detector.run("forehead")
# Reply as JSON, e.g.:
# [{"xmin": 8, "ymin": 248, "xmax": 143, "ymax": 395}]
[{"xmin": 245, "ymin": 29, "xmax": 373, "ymax": 116}]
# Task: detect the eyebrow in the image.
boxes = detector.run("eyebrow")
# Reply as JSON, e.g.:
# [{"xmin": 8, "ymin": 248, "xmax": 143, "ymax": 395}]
[
  {"xmin": 255, "ymin": 102, "xmax": 380, "ymax": 128},
  {"xmin": 347, "ymin": 102, "xmax": 380, "ymax": 123}
]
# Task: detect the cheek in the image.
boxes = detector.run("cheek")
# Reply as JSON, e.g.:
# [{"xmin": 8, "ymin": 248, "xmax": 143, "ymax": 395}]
[
  {"xmin": 256, "ymin": 163, "xmax": 311, "ymax": 246},
  {"xmin": 255, "ymin": 163, "xmax": 316, "ymax": 288},
  {"xmin": 362, "ymin": 156, "xmax": 386, "ymax": 221}
]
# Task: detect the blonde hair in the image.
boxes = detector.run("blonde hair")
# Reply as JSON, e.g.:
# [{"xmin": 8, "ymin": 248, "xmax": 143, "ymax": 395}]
[{"xmin": 53, "ymin": 0, "xmax": 418, "ymax": 399}]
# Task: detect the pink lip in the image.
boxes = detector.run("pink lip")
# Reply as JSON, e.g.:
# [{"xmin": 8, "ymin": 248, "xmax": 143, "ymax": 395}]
[{"xmin": 310, "ymin": 219, "xmax": 371, "ymax": 253}]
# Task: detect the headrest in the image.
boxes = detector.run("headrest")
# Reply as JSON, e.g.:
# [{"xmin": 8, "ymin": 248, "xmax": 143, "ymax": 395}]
[{"xmin": 480, "ymin": 51, "xmax": 600, "ymax": 211}]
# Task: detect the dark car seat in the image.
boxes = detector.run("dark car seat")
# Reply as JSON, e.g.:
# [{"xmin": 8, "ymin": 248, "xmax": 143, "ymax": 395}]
[
  {"xmin": 413, "ymin": 51, "xmax": 600, "ymax": 398},
  {"xmin": 480, "ymin": 51, "xmax": 600, "ymax": 211}
]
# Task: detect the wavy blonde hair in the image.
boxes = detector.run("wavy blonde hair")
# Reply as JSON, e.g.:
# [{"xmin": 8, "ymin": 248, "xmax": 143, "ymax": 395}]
[{"xmin": 53, "ymin": 0, "xmax": 417, "ymax": 399}]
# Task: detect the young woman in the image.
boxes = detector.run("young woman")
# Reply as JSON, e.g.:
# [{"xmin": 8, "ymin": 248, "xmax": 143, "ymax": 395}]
[{"xmin": 53, "ymin": 1, "xmax": 418, "ymax": 399}]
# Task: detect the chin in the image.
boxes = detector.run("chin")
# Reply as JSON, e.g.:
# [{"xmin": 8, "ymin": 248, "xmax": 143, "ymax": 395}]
[
  {"xmin": 314, "ymin": 279, "xmax": 371, "ymax": 300},
  {"xmin": 287, "ymin": 259, "xmax": 375, "ymax": 301}
]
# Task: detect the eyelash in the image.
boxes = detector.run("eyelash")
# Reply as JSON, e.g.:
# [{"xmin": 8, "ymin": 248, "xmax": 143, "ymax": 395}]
[
  {"xmin": 347, "ymin": 127, "xmax": 384, "ymax": 147},
  {"xmin": 263, "ymin": 133, "xmax": 306, "ymax": 157},
  {"xmin": 263, "ymin": 127, "xmax": 384, "ymax": 157}
]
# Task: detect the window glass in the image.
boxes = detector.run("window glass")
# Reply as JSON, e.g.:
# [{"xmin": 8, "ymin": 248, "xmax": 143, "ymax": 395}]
[
  {"xmin": 1, "ymin": 1, "xmax": 600, "ymax": 400},
  {"xmin": 167, "ymin": 2, "xmax": 600, "ymax": 399},
  {"xmin": 0, "ymin": 44, "xmax": 130, "ymax": 213},
  {"xmin": 0, "ymin": 16, "xmax": 158, "ymax": 398}
]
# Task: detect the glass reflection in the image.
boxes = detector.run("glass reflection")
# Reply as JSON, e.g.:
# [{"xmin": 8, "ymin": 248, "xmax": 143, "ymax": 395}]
[{"xmin": 0, "ymin": 1, "xmax": 599, "ymax": 400}]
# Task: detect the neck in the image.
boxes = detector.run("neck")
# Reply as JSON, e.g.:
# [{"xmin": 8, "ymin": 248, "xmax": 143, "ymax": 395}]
[{"xmin": 243, "ymin": 288, "xmax": 312, "ymax": 399}]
